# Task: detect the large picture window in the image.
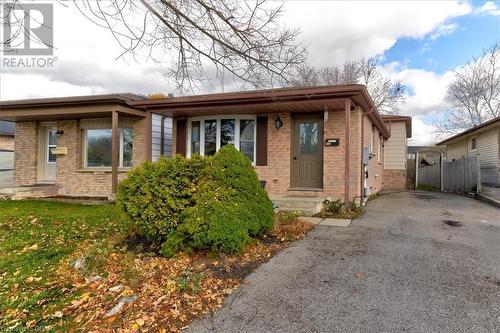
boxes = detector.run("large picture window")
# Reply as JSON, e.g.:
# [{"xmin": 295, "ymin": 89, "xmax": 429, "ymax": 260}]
[
  {"xmin": 188, "ymin": 116, "xmax": 256, "ymax": 163},
  {"xmin": 84, "ymin": 128, "xmax": 133, "ymax": 168}
]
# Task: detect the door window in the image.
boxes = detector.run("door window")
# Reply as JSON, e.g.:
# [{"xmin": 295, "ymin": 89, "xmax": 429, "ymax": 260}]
[
  {"xmin": 47, "ymin": 130, "xmax": 57, "ymax": 163},
  {"xmin": 299, "ymin": 122, "xmax": 319, "ymax": 154}
]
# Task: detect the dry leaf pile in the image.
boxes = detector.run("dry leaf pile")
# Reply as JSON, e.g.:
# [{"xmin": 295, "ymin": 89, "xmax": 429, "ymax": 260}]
[{"xmin": 51, "ymin": 218, "xmax": 314, "ymax": 332}]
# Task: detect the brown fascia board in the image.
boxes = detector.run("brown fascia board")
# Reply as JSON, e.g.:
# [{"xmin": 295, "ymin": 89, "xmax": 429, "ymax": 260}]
[
  {"xmin": 436, "ymin": 116, "xmax": 500, "ymax": 145},
  {"xmin": 0, "ymin": 93, "xmax": 145, "ymax": 110},
  {"xmin": 130, "ymin": 84, "xmax": 390, "ymax": 137},
  {"xmin": 381, "ymin": 115, "xmax": 412, "ymax": 138}
]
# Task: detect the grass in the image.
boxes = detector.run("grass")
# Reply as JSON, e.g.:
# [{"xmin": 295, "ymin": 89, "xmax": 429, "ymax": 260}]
[
  {"xmin": 0, "ymin": 200, "xmax": 315, "ymax": 332},
  {"xmin": 0, "ymin": 200, "xmax": 128, "ymax": 331},
  {"xmin": 416, "ymin": 184, "xmax": 440, "ymax": 191}
]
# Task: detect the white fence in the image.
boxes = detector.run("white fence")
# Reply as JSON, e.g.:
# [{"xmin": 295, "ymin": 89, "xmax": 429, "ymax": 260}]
[{"xmin": 417, "ymin": 156, "xmax": 480, "ymax": 194}]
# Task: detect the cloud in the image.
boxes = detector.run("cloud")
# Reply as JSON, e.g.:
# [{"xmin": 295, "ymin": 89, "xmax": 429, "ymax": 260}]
[
  {"xmin": 0, "ymin": 1, "xmax": 473, "ymax": 101},
  {"xmin": 429, "ymin": 23, "xmax": 459, "ymax": 41},
  {"xmin": 409, "ymin": 116, "xmax": 441, "ymax": 145},
  {"xmin": 283, "ymin": 1, "xmax": 471, "ymax": 66},
  {"xmin": 474, "ymin": 1, "xmax": 500, "ymax": 16},
  {"xmin": 379, "ymin": 62, "xmax": 454, "ymax": 117}
]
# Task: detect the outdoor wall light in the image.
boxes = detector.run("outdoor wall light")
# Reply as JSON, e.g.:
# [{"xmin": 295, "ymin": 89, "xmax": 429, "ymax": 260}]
[
  {"xmin": 275, "ymin": 115, "xmax": 283, "ymax": 130},
  {"xmin": 56, "ymin": 130, "xmax": 64, "ymax": 135}
]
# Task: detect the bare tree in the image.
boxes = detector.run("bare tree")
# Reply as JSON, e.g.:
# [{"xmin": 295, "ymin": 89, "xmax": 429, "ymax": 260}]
[
  {"xmin": 291, "ymin": 58, "xmax": 405, "ymax": 114},
  {"xmin": 438, "ymin": 42, "xmax": 500, "ymax": 134},
  {"xmin": 2, "ymin": 0, "xmax": 306, "ymax": 93}
]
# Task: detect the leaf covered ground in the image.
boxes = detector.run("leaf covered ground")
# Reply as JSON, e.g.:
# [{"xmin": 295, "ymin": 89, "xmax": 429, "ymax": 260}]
[{"xmin": 0, "ymin": 200, "xmax": 313, "ymax": 332}]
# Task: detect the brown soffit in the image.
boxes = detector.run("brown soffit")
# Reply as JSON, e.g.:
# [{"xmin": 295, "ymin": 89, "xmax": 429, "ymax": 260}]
[
  {"xmin": 381, "ymin": 115, "xmax": 412, "ymax": 138},
  {"xmin": 131, "ymin": 84, "xmax": 390, "ymax": 137},
  {"xmin": 436, "ymin": 115, "xmax": 500, "ymax": 146}
]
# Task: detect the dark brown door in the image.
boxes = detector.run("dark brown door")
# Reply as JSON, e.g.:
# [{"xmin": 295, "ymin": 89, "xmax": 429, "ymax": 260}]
[{"xmin": 291, "ymin": 114, "xmax": 323, "ymax": 189}]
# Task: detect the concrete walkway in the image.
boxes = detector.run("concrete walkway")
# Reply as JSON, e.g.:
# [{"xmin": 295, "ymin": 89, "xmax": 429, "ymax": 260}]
[{"xmin": 187, "ymin": 191, "xmax": 500, "ymax": 333}]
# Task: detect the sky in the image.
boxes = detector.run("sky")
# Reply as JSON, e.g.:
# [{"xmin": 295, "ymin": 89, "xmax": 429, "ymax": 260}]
[{"xmin": 1, "ymin": 0, "xmax": 499, "ymax": 145}]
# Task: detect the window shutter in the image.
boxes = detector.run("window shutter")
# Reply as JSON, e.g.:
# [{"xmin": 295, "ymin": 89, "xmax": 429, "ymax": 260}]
[
  {"xmin": 176, "ymin": 119, "xmax": 187, "ymax": 156},
  {"xmin": 256, "ymin": 116, "xmax": 268, "ymax": 166}
]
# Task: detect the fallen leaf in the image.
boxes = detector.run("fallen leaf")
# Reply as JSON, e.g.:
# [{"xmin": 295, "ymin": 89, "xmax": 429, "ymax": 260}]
[{"xmin": 53, "ymin": 311, "xmax": 63, "ymax": 318}]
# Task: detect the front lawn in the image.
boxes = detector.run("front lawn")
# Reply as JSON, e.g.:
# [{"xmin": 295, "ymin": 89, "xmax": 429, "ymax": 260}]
[
  {"xmin": 0, "ymin": 200, "xmax": 127, "ymax": 331},
  {"xmin": 0, "ymin": 200, "xmax": 313, "ymax": 332}
]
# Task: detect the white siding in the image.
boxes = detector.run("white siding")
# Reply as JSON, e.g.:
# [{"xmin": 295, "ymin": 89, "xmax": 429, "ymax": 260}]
[
  {"xmin": 444, "ymin": 125, "xmax": 499, "ymax": 185},
  {"xmin": 476, "ymin": 127, "xmax": 499, "ymax": 168},
  {"xmin": 384, "ymin": 122, "xmax": 407, "ymax": 170},
  {"xmin": 446, "ymin": 140, "xmax": 468, "ymax": 161},
  {"xmin": 151, "ymin": 114, "xmax": 173, "ymax": 161}
]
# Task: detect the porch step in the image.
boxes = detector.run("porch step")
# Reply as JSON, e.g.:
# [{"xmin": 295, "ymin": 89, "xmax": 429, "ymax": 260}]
[
  {"xmin": 271, "ymin": 195, "xmax": 325, "ymax": 215},
  {"xmin": 0, "ymin": 184, "xmax": 60, "ymax": 200}
]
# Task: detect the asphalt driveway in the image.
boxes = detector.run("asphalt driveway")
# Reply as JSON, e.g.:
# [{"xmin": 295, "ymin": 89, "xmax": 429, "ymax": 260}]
[{"xmin": 187, "ymin": 191, "xmax": 500, "ymax": 333}]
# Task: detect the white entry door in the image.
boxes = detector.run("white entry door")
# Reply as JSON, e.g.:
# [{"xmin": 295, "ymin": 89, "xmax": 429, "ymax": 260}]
[{"xmin": 39, "ymin": 125, "xmax": 57, "ymax": 182}]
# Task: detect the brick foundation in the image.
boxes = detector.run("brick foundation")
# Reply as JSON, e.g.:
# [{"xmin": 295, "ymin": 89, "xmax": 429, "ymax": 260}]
[{"xmin": 383, "ymin": 169, "xmax": 406, "ymax": 190}]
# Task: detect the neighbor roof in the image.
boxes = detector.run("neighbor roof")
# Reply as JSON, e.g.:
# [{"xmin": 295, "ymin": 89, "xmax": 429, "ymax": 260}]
[
  {"xmin": 436, "ymin": 116, "xmax": 500, "ymax": 145},
  {"xmin": 381, "ymin": 115, "xmax": 412, "ymax": 138},
  {"xmin": 0, "ymin": 121, "xmax": 14, "ymax": 136},
  {"xmin": 0, "ymin": 93, "xmax": 145, "ymax": 109}
]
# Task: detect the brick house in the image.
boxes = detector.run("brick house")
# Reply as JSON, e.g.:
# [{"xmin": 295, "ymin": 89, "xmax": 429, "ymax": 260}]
[{"xmin": 0, "ymin": 85, "xmax": 411, "ymax": 203}]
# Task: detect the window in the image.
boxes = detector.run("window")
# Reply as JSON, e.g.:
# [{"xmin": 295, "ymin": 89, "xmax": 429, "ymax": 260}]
[
  {"xmin": 470, "ymin": 137, "xmax": 477, "ymax": 152},
  {"xmin": 47, "ymin": 129, "xmax": 57, "ymax": 163},
  {"xmin": 191, "ymin": 121, "xmax": 201, "ymax": 155},
  {"xmin": 239, "ymin": 119, "xmax": 255, "ymax": 161},
  {"xmin": 84, "ymin": 128, "xmax": 133, "ymax": 168},
  {"xmin": 187, "ymin": 116, "xmax": 256, "ymax": 163}
]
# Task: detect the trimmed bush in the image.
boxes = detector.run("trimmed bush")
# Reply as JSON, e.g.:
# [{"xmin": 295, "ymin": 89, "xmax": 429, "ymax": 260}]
[
  {"xmin": 161, "ymin": 145, "xmax": 274, "ymax": 256},
  {"xmin": 117, "ymin": 154, "xmax": 205, "ymax": 241}
]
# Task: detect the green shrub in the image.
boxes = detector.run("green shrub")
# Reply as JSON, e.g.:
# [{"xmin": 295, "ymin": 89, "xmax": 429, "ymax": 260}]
[
  {"xmin": 161, "ymin": 145, "xmax": 274, "ymax": 256},
  {"xmin": 277, "ymin": 210, "xmax": 301, "ymax": 224},
  {"xmin": 117, "ymin": 155, "xmax": 205, "ymax": 241},
  {"xmin": 322, "ymin": 199, "xmax": 343, "ymax": 215}
]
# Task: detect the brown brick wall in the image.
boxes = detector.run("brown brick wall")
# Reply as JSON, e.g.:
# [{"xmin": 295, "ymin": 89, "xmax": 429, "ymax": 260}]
[
  {"xmin": 55, "ymin": 119, "xmax": 147, "ymax": 197},
  {"xmin": 169, "ymin": 109, "xmax": 373, "ymax": 202},
  {"xmin": 253, "ymin": 109, "xmax": 362, "ymax": 201},
  {"xmin": 0, "ymin": 135, "xmax": 15, "ymax": 151},
  {"xmin": 13, "ymin": 118, "xmax": 147, "ymax": 197},
  {"xmin": 383, "ymin": 169, "xmax": 406, "ymax": 189},
  {"xmin": 14, "ymin": 122, "xmax": 38, "ymax": 185}
]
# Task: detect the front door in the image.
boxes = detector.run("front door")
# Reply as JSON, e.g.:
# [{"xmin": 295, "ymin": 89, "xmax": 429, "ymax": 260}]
[
  {"xmin": 38, "ymin": 125, "xmax": 57, "ymax": 182},
  {"xmin": 291, "ymin": 114, "xmax": 323, "ymax": 189}
]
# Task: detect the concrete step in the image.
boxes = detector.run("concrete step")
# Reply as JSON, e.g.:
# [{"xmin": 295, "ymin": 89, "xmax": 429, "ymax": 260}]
[
  {"xmin": 271, "ymin": 196, "xmax": 325, "ymax": 215},
  {"xmin": 0, "ymin": 184, "xmax": 60, "ymax": 200}
]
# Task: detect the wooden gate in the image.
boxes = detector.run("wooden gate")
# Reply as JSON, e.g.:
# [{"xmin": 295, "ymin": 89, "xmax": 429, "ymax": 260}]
[{"xmin": 417, "ymin": 156, "xmax": 481, "ymax": 193}]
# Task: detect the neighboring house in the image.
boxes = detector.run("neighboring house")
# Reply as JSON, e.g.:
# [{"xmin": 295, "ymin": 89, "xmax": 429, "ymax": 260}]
[
  {"xmin": 407, "ymin": 146, "xmax": 445, "ymax": 166},
  {"xmin": 0, "ymin": 85, "xmax": 411, "ymax": 202},
  {"xmin": 0, "ymin": 121, "xmax": 15, "ymax": 186},
  {"xmin": 381, "ymin": 115, "xmax": 412, "ymax": 190},
  {"xmin": 436, "ymin": 116, "xmax": 500, "ymax": 185}
]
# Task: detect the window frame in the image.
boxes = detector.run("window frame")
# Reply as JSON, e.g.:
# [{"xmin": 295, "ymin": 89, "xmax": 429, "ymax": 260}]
[
  {"xmin": 187, "ymin": 115, "xmax": 257, "ymax": 164},
  {"xmin": 470, "ymin": 136, "xmax": 477, "ymax": 152},
  {"xmin": 82, "ymin": 128, "xmax": 133, "ymax": 169}
]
